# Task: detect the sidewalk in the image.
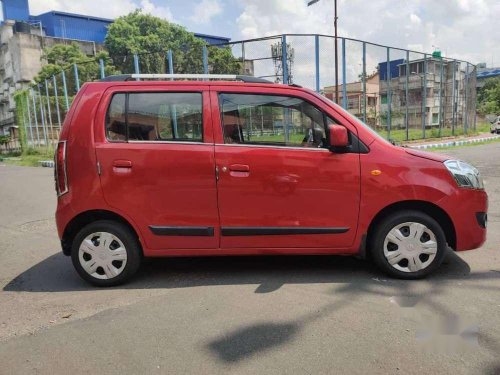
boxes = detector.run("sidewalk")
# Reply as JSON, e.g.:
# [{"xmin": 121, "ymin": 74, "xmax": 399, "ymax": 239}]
[{"xmin": 402, "ymin": 133, "xmax": 500, "ymax": 149}]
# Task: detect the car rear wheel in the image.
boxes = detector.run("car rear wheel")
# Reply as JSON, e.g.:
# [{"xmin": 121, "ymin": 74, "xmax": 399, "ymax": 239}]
[
  {"xmin": 71, "ymin": 220, "xmax": 142, "ymax": 286},
  {"xmin": 370, "ymin": 211, "xmax": 447, "ymax": 279}
]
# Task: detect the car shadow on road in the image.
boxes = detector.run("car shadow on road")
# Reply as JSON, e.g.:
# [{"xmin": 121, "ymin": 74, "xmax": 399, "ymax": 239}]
[
  {"xmin": 3, "ymin": 248, "xmax": 498, "ymax": 294},
  {"xmin": 4, "ymin": 249, "xmax": 500, "ymax": 369}
]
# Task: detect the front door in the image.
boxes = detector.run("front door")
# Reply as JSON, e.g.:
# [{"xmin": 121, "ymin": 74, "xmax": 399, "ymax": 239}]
[
  {"xmin": 213, "ymin": 89, "xmax": 360, "ymax": 249},
  {"xmin": 95, "ymin": 86, "xmax": 219, "ymax": 250}
]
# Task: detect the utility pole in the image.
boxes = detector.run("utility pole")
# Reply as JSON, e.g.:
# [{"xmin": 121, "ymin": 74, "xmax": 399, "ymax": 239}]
[{"xmin": 308, "ymin": 0, "xmax": 339, "ymax": 103}]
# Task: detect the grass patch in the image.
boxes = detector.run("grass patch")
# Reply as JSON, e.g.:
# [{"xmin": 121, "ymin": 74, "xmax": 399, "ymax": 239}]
[
  {"xmin": 378, "ymin": 122, "xmax": 492, "ymax": 143},
  {"xmin": 1, "ymin": 147, "xmax": 54, "ymax": 167}
]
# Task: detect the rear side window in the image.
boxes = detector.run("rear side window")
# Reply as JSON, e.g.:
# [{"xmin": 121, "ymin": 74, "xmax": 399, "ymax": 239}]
[
  {"xmin": 106, "ymin": 94, "xmax": 126, "ymax": 141},
  {"xmin": 105, "ymin": 92, "xmax": 203, "ymax": 142}
]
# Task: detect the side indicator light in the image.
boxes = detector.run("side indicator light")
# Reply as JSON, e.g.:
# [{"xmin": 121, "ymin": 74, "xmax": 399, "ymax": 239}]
[{"xmin": 371, "ymin": 170, "xmax": 382, "ymax": 176}]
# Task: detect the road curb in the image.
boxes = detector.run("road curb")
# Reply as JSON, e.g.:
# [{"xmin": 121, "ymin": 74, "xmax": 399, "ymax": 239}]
[
  {"xmin": 409, "ymin": 135, "xmax": 500, "ymax": 149},
  {"xmin": 39, "ymin": 160, "xmax": 55, "ymax": 168}
]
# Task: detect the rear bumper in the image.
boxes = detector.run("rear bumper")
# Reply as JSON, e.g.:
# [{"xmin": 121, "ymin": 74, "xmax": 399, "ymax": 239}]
[{"xmin": 446, "ymin": 189, "xmax": 488, "ymax": 251}]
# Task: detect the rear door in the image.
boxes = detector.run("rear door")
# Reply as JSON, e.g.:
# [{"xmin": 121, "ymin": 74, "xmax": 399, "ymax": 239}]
[
  {"xmin": 94, "ymin": 85, "xmax": 219, "ymax": 250},
  {"xmin": 212, "ymin": 86, "xmax": 361, "ymax": 249}
]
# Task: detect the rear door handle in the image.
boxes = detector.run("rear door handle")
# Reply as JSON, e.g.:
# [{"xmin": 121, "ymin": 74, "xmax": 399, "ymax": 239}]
[
  {"xmin": 113, "ymin": 160, "xmax": 132, "ymax": 168},
  {"xmin": 228, "ymin": 164, "xmax": 250, "ymax": 172},
  {"xmin": 227, "ymin": 164, "xmax": 250, "ymax": 177},
  {"xmin": 112, "ymin": 160, "xmax": 132, "ymax": 175}
]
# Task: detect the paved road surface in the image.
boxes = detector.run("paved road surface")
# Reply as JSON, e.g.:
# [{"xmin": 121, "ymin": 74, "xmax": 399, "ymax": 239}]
[{"xmin": 0, "ymin": 143, "xmax": 499, "ymax": 374}]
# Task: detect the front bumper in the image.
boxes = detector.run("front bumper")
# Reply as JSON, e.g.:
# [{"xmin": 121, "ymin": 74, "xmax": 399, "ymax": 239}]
[{"xmin": 445, "ymin": 189, "xmax": 488, "ymax": 251}]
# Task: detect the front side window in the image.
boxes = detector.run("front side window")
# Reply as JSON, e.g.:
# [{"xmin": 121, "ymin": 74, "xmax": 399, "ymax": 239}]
[
  {"xmin": 219, "ymin": 93, "xmax": 328, "ymax": 148},
  {"xmin": 105, "ymin": 92, "xmax": 203, "ymax": 142}
]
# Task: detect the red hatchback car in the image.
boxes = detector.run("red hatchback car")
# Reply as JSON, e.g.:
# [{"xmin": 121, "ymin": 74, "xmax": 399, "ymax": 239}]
[{"xmin": 55, "ymin": 74, "xmax": 488, "ymax": 286}]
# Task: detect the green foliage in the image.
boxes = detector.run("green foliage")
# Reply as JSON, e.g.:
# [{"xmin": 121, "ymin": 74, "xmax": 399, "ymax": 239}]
[
  {"xmin": 34, "ymin": 43, "xmax": 119, "ymax": 84},
  {"xmin": 13, "ymin": 90, "xmax": 28, "ymax": 150},
  {"xmin": 208, "ymin": 46, "xmax": 241, "ymax": 74},
  {"xmin": 0, "ymin": 135, "xmax": 11, "ymax": 145},
  {"xmin": 105, "ymin": 10, "xmax": 240, "ymax": 74},
  {"xmin": 477, "ymin": 77, "xmax": 500, "ymax": 116}
]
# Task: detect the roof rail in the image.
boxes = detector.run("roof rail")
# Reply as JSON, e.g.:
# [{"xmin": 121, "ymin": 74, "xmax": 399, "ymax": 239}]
[{"xmin": 99, "ymin": 74, "xmax": 272, "ymax": 84}]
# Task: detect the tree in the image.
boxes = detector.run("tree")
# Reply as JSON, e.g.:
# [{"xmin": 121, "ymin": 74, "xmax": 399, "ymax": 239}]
[
  {"xmin": 34, "ymin": 43, "xmax": 119, "ymax": 84},
  {"xmin": 477, "ymin": 77, "xmax": 500, "ymax": 116},
  {"xmin": 105, "ymin": 11, "xmax": 241, "ymax": 74}
]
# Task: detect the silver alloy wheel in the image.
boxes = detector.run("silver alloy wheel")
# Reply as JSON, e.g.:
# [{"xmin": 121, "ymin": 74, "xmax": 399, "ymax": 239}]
[
  {"xmin": 383, "ymin": 222, "xmax": 438, "ymax": 273},
  {"xmin": 78, "ymin": 232, "xmax": 127, "ymax": 280}
]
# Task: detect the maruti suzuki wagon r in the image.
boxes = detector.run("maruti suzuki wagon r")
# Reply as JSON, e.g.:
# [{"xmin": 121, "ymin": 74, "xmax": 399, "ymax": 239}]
[{"xmin": 55, "ymin": 74, "xmax": 488, "ymax": 286}]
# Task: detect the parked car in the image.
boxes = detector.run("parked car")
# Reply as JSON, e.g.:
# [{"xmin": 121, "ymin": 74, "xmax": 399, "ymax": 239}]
[
  {"xmin": 491, "ymin": 116, "xmax": 500, "ymax": 134},
  {"xmin": 55, "ymin": 74, "xmax": 488, "ymax": 286}
]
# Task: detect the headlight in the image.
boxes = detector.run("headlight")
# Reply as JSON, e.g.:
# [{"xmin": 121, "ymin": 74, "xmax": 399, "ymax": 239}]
[{"xmin": 444, "ymin": 160, "xmax": 484, "ymax": 190}]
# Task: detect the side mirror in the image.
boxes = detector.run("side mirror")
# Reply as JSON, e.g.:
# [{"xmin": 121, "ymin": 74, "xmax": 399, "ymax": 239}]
[{"xmin": 328, "ymin": 124, "xmax": 349, "ymax": 148}]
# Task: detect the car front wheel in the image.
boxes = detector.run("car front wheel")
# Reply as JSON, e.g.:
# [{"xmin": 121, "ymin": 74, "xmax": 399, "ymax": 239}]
[
  {"xmin": 370, "ymin": 211, "xmax": 447, "ymax": 279},
  {"xmin": 71, "ymin": 220, "xmax": 142, "ymax": 286}
]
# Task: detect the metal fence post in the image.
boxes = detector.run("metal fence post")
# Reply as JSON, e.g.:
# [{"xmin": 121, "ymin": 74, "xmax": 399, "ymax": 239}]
[
  {"xmin": 439, "ymin": 59, "xmax": 444, "ymax": 137},
  {"xmin": 451, "ymin": 60, "xmax": 457, "ymax": 136},
  {"xmin": 315, "ymin": 35, "xmax": 320, "ymax": 93},
  {"xmin": 422, "ymin": 54, "xmax": 427, "ymax": 138},
  {"xmin": 31, "ymin": 89, "xmax": 40, "ymax": 147},
  {"xmin": 241, "ymin": 42, "xmax": 245, "ymax": 75},
  {"xmin": 99, "ymin": 59, "xmax": 105, "ymax": 79},
  {"xmin": 37, "ymin": 85, "xmax": 48, "ymax": 146},
  {"xmin": 464, "ymin": 63, "xmax": 469, "ymax": 134},
  {"xmin": 53, "ymin": 75, "xmax": 62, "ymax": 130},
  {"xmin": 362, "ymin": 42, "xmax": 367, "ymax": 123},
  {"xmin": 386, "ymin": 47, "xmax": 391, "ymax": 140},
  {"xmin": 405, "ymin": 50, "xmax": 409, "ymax": 140},
  {"xmin": 473, "ymin": 67, "xmax": 477, "ymax": 131},
  {"xmin": 25, "ymin": 94, "xmax": 34, "ymax": 147},
  {"xmin": 133, "ymin": 54, "xmax": 140, "ymax": 78},
  {"xmin": 167, "ymin": 50, "xmax": 174, "ymax": 74},
  {"xmin": 73, "ymin": 63, "xmax": 80, "ymax": 92},
  {"xmin": 61, "ymin": 70, "xmax": 70, "ymax": 111},
  {"xmin": 45, "ymin": 80, "xmax": 54, "ymax": 145},
  {"xmin": 281, "ymin": 35, "xmax": 288, "ymax": 84},
  {"xmin": 203, "ymin": 45, "xmax": 209, "ymax": 74},
  {"xmin": 341, "ymin": 38, "xmax": 347, "ymax": 109}
]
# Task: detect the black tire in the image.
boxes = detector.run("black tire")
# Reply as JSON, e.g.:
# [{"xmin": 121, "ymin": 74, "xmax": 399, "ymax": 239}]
[
  {"xmin": 71, "ymin": 220, "xmax": 142, "ymax": 287},
  {"xmin": 369, "ymin": 211, "xmax": 447, "ymax": 279}
]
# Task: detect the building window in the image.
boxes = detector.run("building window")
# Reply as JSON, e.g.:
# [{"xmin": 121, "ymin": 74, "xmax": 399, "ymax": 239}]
[
  {"xmin": 347, "ymin": 95, "xmax": 359, "ymax": 110},
  {"xmin": 381, "ymin": 95, "xmax": 388, "ymax": 104},
  {"xmin": 432, "ymin": 113, "xmax": 439, "ymax": 124},
  {"xmin": 219, "ymin": 93, "xmax": 330, "ymax": 148}
]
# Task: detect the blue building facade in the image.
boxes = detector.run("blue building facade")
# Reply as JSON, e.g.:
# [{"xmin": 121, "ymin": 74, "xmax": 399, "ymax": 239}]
[
  {"xmin": 378, "ymin": 59, "xmax": 405, "ymax": 81},
  {"xmin": 1, "ymin": 0, "xmax": 30, "ymax": 22},
  {"xmin": 32, "ymin": 11, "xmax": 113, "ymax": 43},
  {"xmin": 1, "ymin": 1, "xmax": 230, "ymax": 45}
]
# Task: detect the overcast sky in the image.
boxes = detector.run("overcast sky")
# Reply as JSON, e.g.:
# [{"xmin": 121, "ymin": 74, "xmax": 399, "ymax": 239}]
[{"xmin": 30, "ymin": 0, "xmax": 500, "ymax": 67}]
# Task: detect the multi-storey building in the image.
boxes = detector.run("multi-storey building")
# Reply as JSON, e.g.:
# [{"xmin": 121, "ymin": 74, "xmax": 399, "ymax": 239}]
[
  {"xmin": 378, "ymin": 55, "xmax": 469, "ymax": 130},
  {"xmin": 323, "ymin": 71, "xmax": 380, "ymax": 125}
]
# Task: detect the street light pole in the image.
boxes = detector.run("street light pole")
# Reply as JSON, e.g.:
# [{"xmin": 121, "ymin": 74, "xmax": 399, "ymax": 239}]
[{"xmin": 308, "ymin": 0, "xmax": 339, "ymax": 103}]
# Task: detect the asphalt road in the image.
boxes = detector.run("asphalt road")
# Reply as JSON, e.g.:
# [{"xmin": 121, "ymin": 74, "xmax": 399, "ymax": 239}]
[{"xmin": 0, "ymin": 143, "xmax": 499, "ymax": 375}]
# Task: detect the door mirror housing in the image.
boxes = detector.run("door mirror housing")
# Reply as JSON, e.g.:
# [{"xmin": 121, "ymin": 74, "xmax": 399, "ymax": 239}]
[{"xmin": 328, "ymin": 124, "xmax": 349, "ymax": 148}]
